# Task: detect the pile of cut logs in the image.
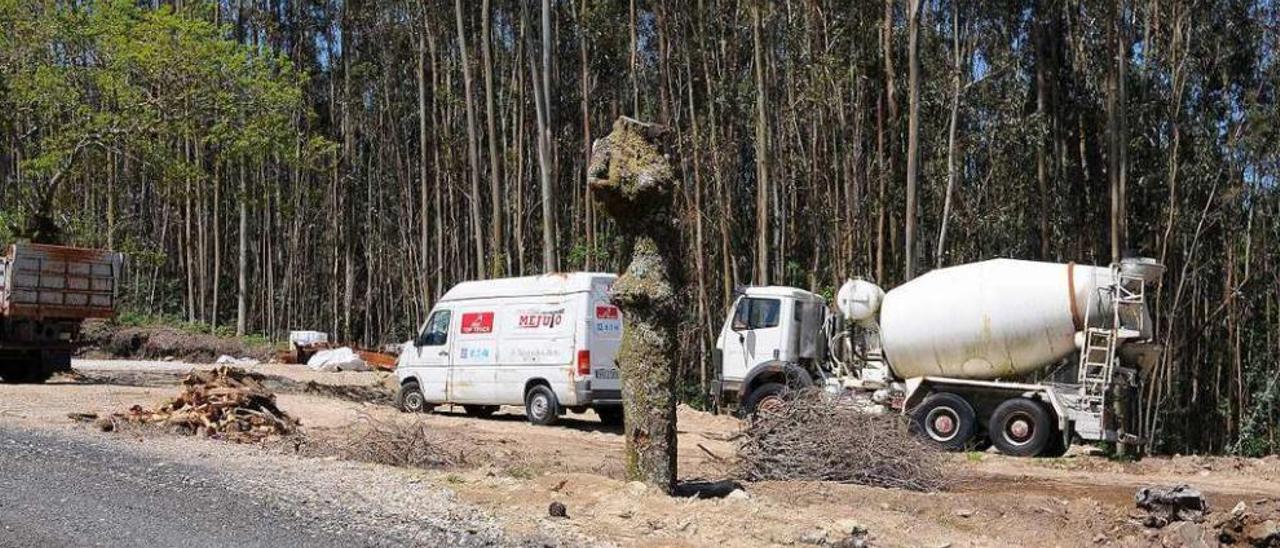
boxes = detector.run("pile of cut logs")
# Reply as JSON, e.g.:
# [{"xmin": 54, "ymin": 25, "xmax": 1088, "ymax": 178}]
[{"xmin": 115, "ymin": 366, "xmax": 299, "ymax": 443}]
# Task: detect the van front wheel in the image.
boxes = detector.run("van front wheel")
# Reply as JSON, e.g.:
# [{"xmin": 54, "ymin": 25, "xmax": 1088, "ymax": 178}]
[
  {"xmin": 397, "ymin": 381, "xmax": 432, "ymax": 413},
  {"xmin": 525, "ymin": 385, "xmax": 560, "ymax": 426}
]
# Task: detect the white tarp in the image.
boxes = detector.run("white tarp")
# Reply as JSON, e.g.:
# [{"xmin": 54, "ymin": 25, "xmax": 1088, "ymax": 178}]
[{"xmin": 306, "ymin": 347, "xmax": 370, "ymax": 372}]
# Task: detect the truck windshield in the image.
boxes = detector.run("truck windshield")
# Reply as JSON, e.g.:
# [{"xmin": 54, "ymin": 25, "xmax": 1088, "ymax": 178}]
[{"xmin": 733, "ymin": 298, "xmax": 780, "ymax": 330}]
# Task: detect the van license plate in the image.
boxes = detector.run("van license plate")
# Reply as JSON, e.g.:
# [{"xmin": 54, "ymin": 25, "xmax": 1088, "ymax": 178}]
[{"xmin": 595, "ymin": 369, "xmax": 619, "ymax": 380}]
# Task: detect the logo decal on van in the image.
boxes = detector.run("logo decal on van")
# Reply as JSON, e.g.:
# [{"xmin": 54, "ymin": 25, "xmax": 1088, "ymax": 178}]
[
  {"xmin": 516, "ymin": 308, "xmax": 564, "ymax": 329},
  {"xmin": 595, "ymin": 305, "xmax": 619, "ymax": 320},
  {"xmin": 460, "ymin": 312, "xmax": 494, "ymax": 334}
]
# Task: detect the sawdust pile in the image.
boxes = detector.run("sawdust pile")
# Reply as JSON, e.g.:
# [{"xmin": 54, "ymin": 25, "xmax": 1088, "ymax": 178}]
[
  {"xmin": 111, "ymin": 366, "xmax": 299, "ymax": 443},
  {"xmin": 735, "ymin": 390, "xmax": 947, "ymax": 492}
]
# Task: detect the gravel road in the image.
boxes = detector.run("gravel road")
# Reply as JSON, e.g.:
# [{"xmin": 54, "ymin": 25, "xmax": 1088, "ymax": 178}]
[{"xmin": 0, "ymin": 424, "xmax": 545, "ymax": 548}]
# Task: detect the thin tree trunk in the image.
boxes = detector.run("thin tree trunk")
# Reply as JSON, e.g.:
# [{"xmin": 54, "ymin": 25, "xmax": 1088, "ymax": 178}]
[
  {"xmin": 455, "ymin": 0, "xmax": 487, "ymax": 279},
  {"xmin": 904, "ymin": 0, "xmax": 921, "ymax": 280},
  {"xmin": 752, "ymin": 1, "xmax": 770, "ymax": 285},
  {"xmin": 236, "ymin": 161, "xmax": 248, "ymax": 336},
  {"xmin": 936, "ymin": 4, "xmax": 961, "ymax": 269},
  {"xmin": 482, "ymin": 0, "xmax": 503, "ymax": 277}
]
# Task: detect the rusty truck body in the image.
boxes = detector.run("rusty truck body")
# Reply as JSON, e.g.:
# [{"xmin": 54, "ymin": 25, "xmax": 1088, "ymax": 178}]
[{"xmin": 0, "ymin": 243, "xmax": 122, "ymax": 382}]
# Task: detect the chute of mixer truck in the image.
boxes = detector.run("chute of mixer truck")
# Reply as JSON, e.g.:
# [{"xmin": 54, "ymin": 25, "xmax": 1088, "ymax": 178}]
[{"xmin": 711, "ymin": 257, "xmax": 1164, "ymax": 457}]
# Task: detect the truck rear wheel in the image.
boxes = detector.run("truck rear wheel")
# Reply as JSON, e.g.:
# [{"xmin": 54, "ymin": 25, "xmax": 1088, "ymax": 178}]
[
  {"xmin": 988, "ymin": 398, "xmax": 1053, "ymax": 457},
  {"xmin": 910, "ymin": 392, "xmax": 977, "ymax": 451},
  {"xmin": 524, "ymin": 385, "xmax": 560, "ymax": 426}
]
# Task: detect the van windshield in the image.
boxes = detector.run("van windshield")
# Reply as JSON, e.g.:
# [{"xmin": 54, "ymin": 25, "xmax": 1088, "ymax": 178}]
[{"xmin": 420, "ymin": 310, "xmax": 451, "ymax": 346}]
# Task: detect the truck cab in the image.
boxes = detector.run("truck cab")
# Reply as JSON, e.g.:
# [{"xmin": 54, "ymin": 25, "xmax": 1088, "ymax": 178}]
[{"xmin": 713, "ymin": 286, "xmax": 828, "ymax": 413}]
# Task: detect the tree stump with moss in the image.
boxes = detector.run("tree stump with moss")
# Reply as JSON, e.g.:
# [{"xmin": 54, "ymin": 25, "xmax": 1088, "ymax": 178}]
[{"xmin": 587, "ymin": 116, "xmax": 680, "ymax": 494}]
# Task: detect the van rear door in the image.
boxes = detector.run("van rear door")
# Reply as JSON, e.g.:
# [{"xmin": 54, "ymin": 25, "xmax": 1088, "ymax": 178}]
[{"xmin": 588, "ymin": 282, "xmax": 622, "ymax": 398}]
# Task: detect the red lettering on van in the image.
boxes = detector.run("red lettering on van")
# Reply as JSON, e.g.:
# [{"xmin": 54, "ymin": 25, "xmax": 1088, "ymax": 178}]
[{"xmin": 460, "ymin": 312, "xmax": 494, "ymax": 334}]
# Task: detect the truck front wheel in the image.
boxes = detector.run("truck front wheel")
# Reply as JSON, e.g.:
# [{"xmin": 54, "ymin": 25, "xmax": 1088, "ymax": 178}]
[
  {"xmin": 910, "ymin": 392, "xmax": 977, "ymax": 451},
  {"xmin": 742, "ymin": 382, "xmax": 788, "ymax": 417},
  {"xmin": 988, "ymin": 398, "xmax": 1053, "ymax": 457}
]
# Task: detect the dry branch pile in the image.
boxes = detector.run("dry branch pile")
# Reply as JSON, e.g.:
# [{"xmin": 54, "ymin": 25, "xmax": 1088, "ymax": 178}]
[
  {"xmin": 736, "ymin": 390, "xmax": 947, "ymax": 492},
  {"xmin": 113, "ymin": 366, "xmax": 299, "ymax": 443},
  {"xmin": 310, "ymin": 414, "xmax": 459, "ymax": 470}
]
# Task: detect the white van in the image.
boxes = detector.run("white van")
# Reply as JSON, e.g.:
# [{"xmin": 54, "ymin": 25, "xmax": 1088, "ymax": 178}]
[{"xmin": 395, "ymin": 273, "xmax": 624, "ymax": 425}]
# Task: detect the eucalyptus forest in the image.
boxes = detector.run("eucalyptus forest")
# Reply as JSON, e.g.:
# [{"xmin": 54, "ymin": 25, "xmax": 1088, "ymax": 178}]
[{"xmin": 1, "ymin": 0, "xmax": 1278, "ymax": 456}]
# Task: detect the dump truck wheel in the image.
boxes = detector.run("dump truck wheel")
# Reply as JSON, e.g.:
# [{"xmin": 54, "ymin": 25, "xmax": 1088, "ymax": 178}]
[
  {"xmin": 743, "ymin": 382, "xmax": 788, "ymax": 417},
  {"xmin": 463, "ymin": 405, "xmax": 499, "ymax": 418},
  {"xmin": 596, "ymin": 407, "xmax": 624, "ymax": 426},
  {"xmin": 910, "ymin": 392, "xmax": 977, "ymax": 451},
  {"xmin": 397, "ymin": 381, "xmax": 431, "ymax": 413},
  {"xmin": 988, "ymin": 398, "xmax": 1053, "ymax": 457},
  {"xmin": 525, "ymin": 385, "xmax": 560, "ymax": 426}
]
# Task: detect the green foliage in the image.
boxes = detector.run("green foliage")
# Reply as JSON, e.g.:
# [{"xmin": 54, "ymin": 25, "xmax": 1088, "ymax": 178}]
[
  {"xmin": 566, "ymin": 243, "xmax": 611, "ymax": 270},
  {"xmin": 0, "ymin": 0, "xmax": 314, "ymax": 211}
]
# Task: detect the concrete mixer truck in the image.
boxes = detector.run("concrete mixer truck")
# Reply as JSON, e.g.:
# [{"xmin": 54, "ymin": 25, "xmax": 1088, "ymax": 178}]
[{"xmin": 712, "ymin": 257, "xmax": 1165, "ymax": 457}]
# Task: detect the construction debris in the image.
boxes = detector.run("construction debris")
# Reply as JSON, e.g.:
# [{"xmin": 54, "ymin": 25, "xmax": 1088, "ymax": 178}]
[
  {"xmin": 1135, "ymin": 484, "xmax": 1208, "ymax": 526},
  {"xmin": 109, "ymin": 366, "xmax": 299, "ymax": 443},
  {"xmin": 306, "ymin": 347, "xmax": 371, "ymax": 372},
  {"xmin": 1208, "ymin": 499, "xmax": 1280, "ymax": 546},
  {"xmin": 735, "ymin": 389, "xmax": 947, "ymax": 492}
]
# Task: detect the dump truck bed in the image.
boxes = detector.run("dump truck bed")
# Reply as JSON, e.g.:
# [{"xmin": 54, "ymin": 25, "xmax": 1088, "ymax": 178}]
[{"xmin": 0, "ymin": 243, "xmax": 122, "ymax": 320}]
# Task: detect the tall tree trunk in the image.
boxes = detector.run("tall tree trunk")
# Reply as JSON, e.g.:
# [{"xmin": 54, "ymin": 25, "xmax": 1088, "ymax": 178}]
[
  {"xmin": 236, "ymin": 161, "xmax": 248, "ymax": 336},
  {"xmin": 752, "ymin": 1, "xmax": 770, "ymax": 285},
  {"xmin": 629, "ymin": 0, "xmax": 639, "ymax": 115},
  {"xmin": 877, "ymin": 0, "xmax": 897, "ymax": 283},
  {"xmin": 1035, "ymin": 3, "xmax": 1051, "ymax": 260},
  {"xmin": 936, "ymin": 4, "xmax": 961, "ymax": 268},
  {"xmin": 482, "ymin": 0, "xmax": 503, "ymax": 277},
  {"xmin": 455, "ymin": 0, "xmax": 487, "ymax": 279},
  {"xmin": 525, "ymin": 1, "xmax": 556, "ymax": 274},
  {"xmin": 417, "ymin": 20, "xmax": 430, "ymax": 309},
  {"xmin": 904, "ymin": 0, "xmax": 921, "ymax": 280}
]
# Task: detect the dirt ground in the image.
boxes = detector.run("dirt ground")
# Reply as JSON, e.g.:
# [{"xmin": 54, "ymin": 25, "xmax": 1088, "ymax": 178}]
[{"xmin": 4, "ymin": 359, "xmax": 1278, "ymax": 547}]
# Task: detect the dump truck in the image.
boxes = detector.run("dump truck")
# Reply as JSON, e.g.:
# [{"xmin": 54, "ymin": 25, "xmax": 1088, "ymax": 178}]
[
  {"xmin": 0, "ymin": 243, "xmax": 122, "ymax": 383},
  {"xmin": 713, "ymin": 257, "xmax": 1164, "ymax": 457}
]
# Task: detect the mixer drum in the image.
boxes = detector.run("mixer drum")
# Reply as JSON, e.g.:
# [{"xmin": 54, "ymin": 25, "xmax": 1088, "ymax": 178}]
[{"xmin": 879, "ymin": 259, "xmax": 1112, "ymax": 380}]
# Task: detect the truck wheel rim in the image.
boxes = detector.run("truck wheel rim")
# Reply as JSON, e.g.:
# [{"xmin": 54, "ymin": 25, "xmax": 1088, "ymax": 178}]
[
  {"xmin": 1002, "ymin": 412, "xmax": 1036, "ymax": 446},
  {"xmin": 758, "ymin": 395, "xmax": 785, "ymax": 415},
  {"xmin": 405, "ymin": 392, "xmax": 424, "ymax": 411},
  {"xmin": 925, "ymin": 407, "xmax": 960, "ymax": 442}
]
